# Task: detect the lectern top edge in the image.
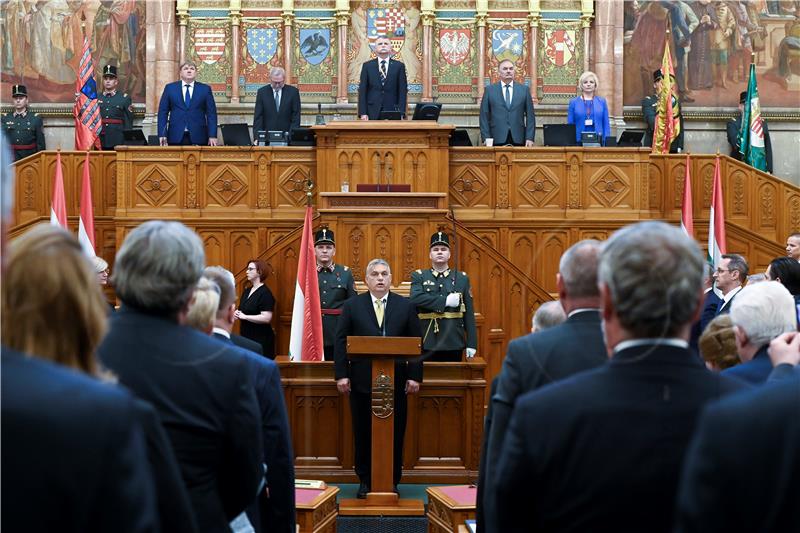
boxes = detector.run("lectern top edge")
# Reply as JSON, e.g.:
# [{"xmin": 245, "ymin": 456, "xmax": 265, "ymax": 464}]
[{"xmin": 346, "ymin": 336, "xmax": 421, "ymax": 357}]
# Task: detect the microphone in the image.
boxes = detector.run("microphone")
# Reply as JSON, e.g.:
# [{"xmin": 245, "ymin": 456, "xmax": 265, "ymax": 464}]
[{"xmin": 315, "ymin": 103, "xmax": 325, "ymax": 125}]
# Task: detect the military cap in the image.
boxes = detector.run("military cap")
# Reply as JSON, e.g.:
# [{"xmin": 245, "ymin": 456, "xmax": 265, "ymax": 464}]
[
  {"xmin": 102, "ymin": 65, "xmax": 118, "ymax": 78},
  {"xmin": 12, "ymin": 85, "xmax": 27, "ymax": 97},
  {"xmin": 430, "ymin": 231, "xmax": 450, "ymax": 248},
  {"xmin": 315, "ymin": 228, "xmax": 335, "ymax": 245},
  {"xmin": 653, "ymin": 69, "xmax": 664, "ymax": 82},
  {"xmin": 739, "ymin": 91, "xmax": 748, "ymax": 104}
]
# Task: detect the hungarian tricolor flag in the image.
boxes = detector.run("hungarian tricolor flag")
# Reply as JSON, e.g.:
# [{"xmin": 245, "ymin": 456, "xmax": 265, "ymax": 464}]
[
  {"xmin": 288, "ymin": 206, "xmax": 324, "ymax": 361},
  {"xmin": 50, "ymin": 151, "xmax": 68, "ymax": 229},
  {"xmin": 74, "ymin": 36, "xmax": 102, "ymax": 151},
  {"xmin": 652, "ymin": 37, "xmax": 681, "ymax": 154},
  {"xmin": 737, "ymin": 62, "xmax": 768, "ymax": 172},
  {"xmin": 680, "ymin": 154, "xmax": 694, "ymax": 238},
  {"xmin": 707, "ymin": 155, "xmax": 727, "ymax": 270},
  {"xmin": 78, "ymin": 152, "xmax": 96, "ymax": 256}
]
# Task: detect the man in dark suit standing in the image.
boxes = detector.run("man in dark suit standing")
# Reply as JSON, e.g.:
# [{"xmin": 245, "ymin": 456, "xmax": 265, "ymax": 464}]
[
  {"xmin": 676, "ymin": 334, "xmax": 800, "ymax": 533},
  {"xmin": 727, "ymin": 90, "xmax": 773, "ymax": 173},
  {"xmin": 253, "ymin": 67, "xmax": 301, "ymax": 140},
  {"xmin": 479, "ymin": 59, "xmax": 535, "ymax": 146},
  {"xmin": 481, "ymin": 240, "xmax": 606, "ymax": 531},
  {"xmin": 712, "ymin": 253, "xmax": 748, "ymax": 315},
  {"xmin": 157, "ymin": 62, "xmax": 218, "ymax": 146},
  {"xmin": 492, "ymin": 221, "xmax": 746, "ymax": 533},
  {"xmin": 0, "ymin": 139, "xmax": 158, "ymax": 533},
  {"xmin": 334, "ymin": 258, "xmax": 422, "ymax": 498},
  {"xmin": 203, "ymin": 265, "xmax": 296, "ymax": 533},
  {"xmin": 358, "ymin": 35, "xmax": 408, "ymax": 120},
  {"xmin": 98, "ymin": 221, "xmax": 263, "ymax": 533}
]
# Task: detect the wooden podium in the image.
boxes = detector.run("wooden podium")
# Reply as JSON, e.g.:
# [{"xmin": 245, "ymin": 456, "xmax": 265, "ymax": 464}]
[{"xmin": 338, "ymin": 336, "xmax": 425, "ymax": 516}]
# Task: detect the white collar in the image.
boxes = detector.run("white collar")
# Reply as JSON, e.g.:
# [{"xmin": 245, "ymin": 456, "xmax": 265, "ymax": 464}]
[
  {"xmin": 212, "ymin": 326, "xmax": 231, "ymax": 339},
  {"xmin": 502, "ymin": 80, "xmax": 514, "ymax": 88},
  {"xmin": 722, "ymin": 285, "xmax": 743, "ymax": 304},
  {"xmin": 182, "ymin": 81, "xmax": 195, "ymax": 88},
  {"xmin": 370, "ymin": 293, "xmax": 388, "ymax": 305},
  {"xmin": 613, "ymin": 337, "xmax": 689, "ymax": 354},
  {"xmin": 567, "ymin": 308, "xmax": 598, "ymax": 318}
]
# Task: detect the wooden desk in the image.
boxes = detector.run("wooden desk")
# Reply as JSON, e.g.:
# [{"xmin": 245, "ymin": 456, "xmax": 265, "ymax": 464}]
[
  {"xmin": 426, "ymin": 485, "xmax": 477, "ymax": 533},
  {"xmin": 296, "ymin": 486, "xmax": 339, "ymax": 533}
]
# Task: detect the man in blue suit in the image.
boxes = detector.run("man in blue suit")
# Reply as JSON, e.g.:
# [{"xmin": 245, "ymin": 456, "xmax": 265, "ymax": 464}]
[
  {"xmin": 358, "ymin": 36, "xmax": 408, "ymax": 120},
  {"xmin": 158, "ymin": 62, "xmax": 218, "ymax": 146},
  {"xmin": 479, "ymin": 59, "xmax": 535, "ymax": 146},
  {"xmin": 204, "ymin": 266, "xmax": 295, "ymax": 533}
]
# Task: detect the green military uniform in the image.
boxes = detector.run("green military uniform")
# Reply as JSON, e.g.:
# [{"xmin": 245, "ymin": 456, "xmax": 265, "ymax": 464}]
[
  {"xmin": 410, "ymin": 232, "xmax": 477, "ymax": 362},
  {"xmin": 315, "ymin": 229, "xmax": 357, "ymax": 361},
  {"xmin": 3, "ymin": 85, "xmax": 45, "ymax": 162},
  {"xmin": 642, "ymin": 69, "xmax": 683, "ymax": 153},
  {"xmin": 98, "ymin": 65, "xmax": 133, "ymax": 150}
]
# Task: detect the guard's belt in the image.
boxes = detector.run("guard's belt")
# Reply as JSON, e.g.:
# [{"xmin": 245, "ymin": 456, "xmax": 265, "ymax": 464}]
[
  {"xmin": 11, "ymin": 143, "xmax": 36, "ymax": 150},
  {"xmin": 321, "ymin": 308, "xmax": 342, "ymax": 315},
  {"xmin": 102, "ymin": 118, "xmax": 123, "ymax": 124},
  {"xmin": 418, "ymin": 312, "xmax": 463, "ymax": 320}
]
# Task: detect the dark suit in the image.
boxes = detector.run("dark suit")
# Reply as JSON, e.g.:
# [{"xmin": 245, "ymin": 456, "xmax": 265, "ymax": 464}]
[
  {"xmin": 692, "ymin": 289, "xmax": 722, "ymax": 351},
  {"xmin": 98, "ymin": 307, "xmax": 263, "ymax": 533},
  {"xmin": 726, "ymin": 115, "xmax": 773, "ymax": 173},
  {"xmin": 479, "ymin": 81, "xmax": 535, "ymax": 146},
  {"xmin": 492, "ymin": 342, "xmax": 746, "ymax": 533},
  {"xmin": 715, "ymin": 287, "xmax": 741, "ymax": 316},
  {"xmin": 215, "ymin": 330, "xmax": 264, "ymax": 355},
  {"xmin": 358, "ymin": 58, "xmax": 408, "ymax": 120},
  {"xmin": 212, "ymin": 334, "xmax": 295, "ymax": 533},
  {"xmin": 253, "ymin": 84, "xmax": 301, "ymax": 136},
  {"xmin": 157, "ymin": 80, "xmax": 218, "ymax": 145},
  {"xmin": 475, "ymin": 376, "xmax": 499, "ymax": 533},
  {"xmin": 482, "ymin": 310, "xmax": 607, "ymax": 529},
  {"xmin": 722, "ymin": 344, "xmax": 773, "ymax": 385},
  {"xmin": 334, "ymin": 291, "xmax": 422, "ymax": 484},
  {"xmin": 1, "ymin": 347, "xmax": 158, "ymax": 533},
  {"xmin": 676, "ymin": 376, "xmax": 800, "ymax": 533}
]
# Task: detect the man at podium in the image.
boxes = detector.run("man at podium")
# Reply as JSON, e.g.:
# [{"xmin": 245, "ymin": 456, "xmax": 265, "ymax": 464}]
[{"xmin": 334, "ymin": 259, "xmax": 422, "ymax": 499}]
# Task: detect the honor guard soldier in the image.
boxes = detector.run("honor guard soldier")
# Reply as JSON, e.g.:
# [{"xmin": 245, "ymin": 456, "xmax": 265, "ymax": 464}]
[
  {"xmin": 98, "ymin": 65, "xmax": 133, "ymax": 150},
  {"xmin": 3, "ymin": 85, "xmax": 45, "ymax": 161},
  {"xmin": 316, "ymin": 229, "xmax": 357, "ymax": 361},
  {"xmin": 410, "ymin": 231, "xmax": 478, "ymax": 362}
]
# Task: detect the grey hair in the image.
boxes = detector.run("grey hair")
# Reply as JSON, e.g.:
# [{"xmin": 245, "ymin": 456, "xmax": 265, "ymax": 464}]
[
  {"xmin": 92, "ymin": 256, "xmax": 109, "ymax": 273},
  {"xmin": 532, "ymin": 301, "xmax": 567, "ymax": 332},
  {"xmin": 1, "ymin": 135, "xmax": 14, "ymax": 222},
  {"xmin": 185, "ymin": 276, "xmax": 220, "ymax": 332},
  {"xmin": 366, "ymin": 258, "xmax": 391, "ymax": 277},
  {"xmin": 702, "ymin": 262, "xmax": 713, "ymax": 284},
  {"xmin": 559, "ymin": 239, "xmax": 602, "ymax": 298},
  {"xmin": 270, "ymin": 66, "xmax": 286, "ymax": 78},
  {"xmin": 730, "ymin": 281, "xmax": 796, "ymax": 347},
  {"xmin": 746, "ymin": 273, "xmax": 767, "ymax": 284},
  {"xmin": 204, "ymin": 265, "xmax": 237, "ymax": 314},
  {"xmin": 112, "ymin": 221, "xmax": 205, "ymax": 316},
  {"xmin": 598, "ymin": 221, "xmax": 704, "ymax": 338}
]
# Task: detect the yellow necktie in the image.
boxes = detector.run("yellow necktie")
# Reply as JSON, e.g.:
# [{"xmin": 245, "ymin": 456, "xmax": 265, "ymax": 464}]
[{"xmin": 374, "ymin": 299, "xmax": 384, "ymax": 327}]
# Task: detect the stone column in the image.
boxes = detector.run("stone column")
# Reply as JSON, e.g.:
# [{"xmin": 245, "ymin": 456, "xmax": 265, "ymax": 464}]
[
  {"xmin": 335, "ymin": 0, "xmax": 350, "ymax": 104},
  {"xmin": 282, "ymin": 0, "xmax": 295, "ymax": 82},
  {"xmin": 177, "ymin": 0, "xmax": 189, "ymax": 65},
  {"xmin": 580, "ymin": 0, "xmax": 594, "ymax": 74},
  {"xmin": 230, "ymin": 0, "xmax": 242, "ymax": 103},
  {"xmin": 421, "ymin": 0, "xmax": 435, "ymax": 102},
  {"xmin": 527, "ymin": 0, "xmax": 541, "ymax": 104},
  {"xmin": 476, "ymin": 0, "xmax": 489, "ymax": 102},
  {"xmin": 149, "ymin": 0, "xmax": 178, "ymax": 118},
  {"xmin": 592, "ymin": 0, "xmax": 622, "ymax": 131}
]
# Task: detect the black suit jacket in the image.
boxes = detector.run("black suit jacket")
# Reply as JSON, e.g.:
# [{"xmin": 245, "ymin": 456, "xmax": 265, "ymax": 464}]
[
  {"xmin": 334, "ymin": 291, "xmax": 422, "ymax": 394},
  {"xmin": 492, "ymin": 343, "xmax": 746, "ymax": 533},
  {"xmin": 693, "ymin": 289, "xmax": 722, "ymax": 350},
  {"xmin": 215, "ymin": 331, "xmax": 264, "ymax": 355},
  {"xmin": 479, "ymin": 81, "xmax": 536, "ymax": 145},
  {"xmin": 676, "ymin": 376, "xmax": 800, "ymax": 533},
  {"xmin": 358, "ymin": 58, "xmax": 408, "ymax": 120},
  {"xmin": 211, "ymin": 334, "xmax": 295, "ymax": 533},
  {"xmin": 253, "ymin": 84, "xmax": 301, "ymax": 136},
  {"xmin": 482, "ymin": 310, "xmax": 607, "ymax": 528},
  {"xmin": 726, "ymin": 115, "xmax": 773, "ymax": 173},
  {"xmin": 98, "ymin": 308, "xmax": 263, "ymax": 533},
  {"xmin": 1, "ymin": 348, "xmax": 158, "ymax": 533}
]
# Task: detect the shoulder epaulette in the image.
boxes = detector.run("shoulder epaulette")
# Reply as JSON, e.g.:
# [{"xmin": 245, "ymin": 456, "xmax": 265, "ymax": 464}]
[
  {"xmin": 343, "ymin": 265, "xmax": 349, "ymax": 271},
  {"xmin": 415, "ymin": 269, "xmax": 422, "ymax": 274}
]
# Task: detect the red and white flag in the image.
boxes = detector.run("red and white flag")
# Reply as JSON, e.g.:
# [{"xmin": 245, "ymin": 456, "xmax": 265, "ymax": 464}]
[
  {"xmin": 288, "ymin": 206, "xmax": 324, "ymax": 361},
  {"xmin": 73, "ymin": 36, "xmax": 102, "ymax": 151},
  {"xmin": 707, "ymin": 155, "xmax": 727, "ymax": 269},
  {"xmin": 680, "ymin": 154, "xmax": 694, "ymax": 238},
  {"xmin": 50, "ymin": 151, "xmax": 68, "ymax": 228},
  {"xmin": 78, "ymin": 152, "xmax": 96, "ymax": 256}
]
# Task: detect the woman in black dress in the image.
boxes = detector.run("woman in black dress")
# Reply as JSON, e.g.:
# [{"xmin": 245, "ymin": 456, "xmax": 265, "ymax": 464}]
[{"xmin": 235, "ymin": 259, "xmax": 276, "ymax": 358}]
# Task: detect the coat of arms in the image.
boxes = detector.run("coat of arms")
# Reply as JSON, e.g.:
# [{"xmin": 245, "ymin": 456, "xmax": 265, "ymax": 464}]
[
  {"xmin": 299, "ymin": 29, "xmax": 331, "ymax": 66},
  {"xmin": 544, "ymin": 29, "xmax": 576, "ymax": 67},
  {"xmin": 439, "ymin": 29, "xmax": 471, "ymax": 66},
  {"xmin": 192, "ymin": 27, "xmax": 227, "ymax": 65},
  {"xmin": 367, "ymin": 8, "xmax": 406, "ymax": 54},
  {"xmin": 492, "ymin": 29, "xmax": 523, "ymax": 63},
  {"xmin": 246, "ymin": 28, "xmax": 278, "ymax": 65}
]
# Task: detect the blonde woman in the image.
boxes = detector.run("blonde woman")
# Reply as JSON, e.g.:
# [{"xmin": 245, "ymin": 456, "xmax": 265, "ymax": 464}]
[{"xmin": 567, "ymin": 71, "xmax": 611, "ymax": 145}]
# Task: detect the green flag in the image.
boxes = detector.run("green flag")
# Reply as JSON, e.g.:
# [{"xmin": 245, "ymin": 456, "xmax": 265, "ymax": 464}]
[{"xmin": 737, "ymin": 63, "xmax": 768, "ymax": 172}]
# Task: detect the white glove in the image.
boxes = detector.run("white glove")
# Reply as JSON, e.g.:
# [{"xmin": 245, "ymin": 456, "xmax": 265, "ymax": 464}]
[
  {"xmin": 465, "ymin": 348, "xmax": 476, "ymax": 358},
  {"xmin": 445, "ymin": 292, "xmax": 460, "ymax": 308}
]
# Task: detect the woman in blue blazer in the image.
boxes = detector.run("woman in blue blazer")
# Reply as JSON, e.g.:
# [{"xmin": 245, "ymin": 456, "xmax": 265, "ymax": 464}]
[{"xmin": 568, "ymin": 71, "xmax": 611, "ymax": 145}]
